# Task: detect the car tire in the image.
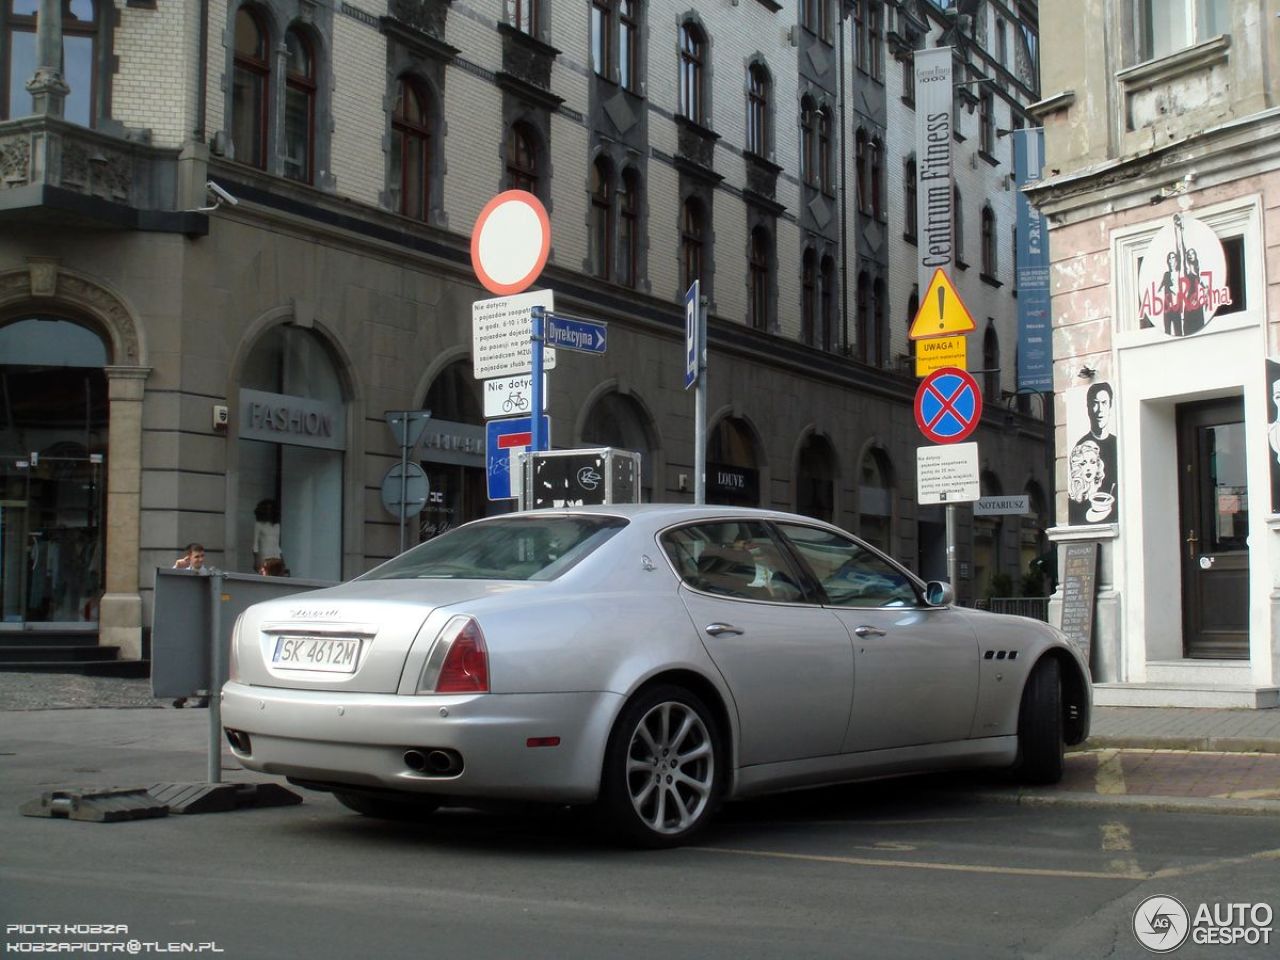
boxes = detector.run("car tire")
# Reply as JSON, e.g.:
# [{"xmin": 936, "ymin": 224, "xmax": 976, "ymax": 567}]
[
  {"xmin": 598, "ymin": 684, "xmax": 723, "ymax": 848},
  {"xmin": 333, "ymin": 790, "xmax": 439, "ymax": 821},
  {"xmin": 1013, "ymin": 656, "xmax": 1064, "ymax": 785}
]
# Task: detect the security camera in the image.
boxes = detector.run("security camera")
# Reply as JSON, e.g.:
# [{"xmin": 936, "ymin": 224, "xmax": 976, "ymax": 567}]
[{"xmin": 207, "ymin": 181, "xmax": 239, "ymax": 206}]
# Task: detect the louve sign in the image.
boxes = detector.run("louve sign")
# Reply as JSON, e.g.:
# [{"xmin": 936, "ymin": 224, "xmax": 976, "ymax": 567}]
[
  {"xmin": 1136, "ymin": 213, "xmax": 1233, "ymax": 337},
  {"xmin": 240, "ymin": 388, "xmax": 345, "ymax": 451}
]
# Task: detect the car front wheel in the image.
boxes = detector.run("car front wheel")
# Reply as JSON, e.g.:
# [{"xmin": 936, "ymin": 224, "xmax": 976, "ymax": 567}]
[
  {"xmin": 600, "ymin": 685, "xmax": 723, "ymax": 848},
  {"xmin": 1013, "ymin": 656, "xmax": 1064, "ymax": 785}
]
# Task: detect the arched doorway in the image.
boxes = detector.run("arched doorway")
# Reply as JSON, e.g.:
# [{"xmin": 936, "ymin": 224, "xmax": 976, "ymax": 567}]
[
  {"xmin": 707, "ymin": 416, "xmax": 762, "ymax": 506},
  {"xmin": 0, "ymin": 316, "xmax": 108, "ymax": 624},
  {"xmin": 795, "ymin": 431, "xmax": 837, "ymax": 522},
  {"xmin": 581, "ymin": 389, "xmax": 659, "ymax": 501},
  {"xmin": 858, "ymin": 445, "xmax": 895, "ymax": 553},
  {"xmin": 237, "ymin": 324, "xmax": 347, "ymax": 580},
  {"xmin": 419, "ymin": 359, "xmax": 486, "ymax": 541}
]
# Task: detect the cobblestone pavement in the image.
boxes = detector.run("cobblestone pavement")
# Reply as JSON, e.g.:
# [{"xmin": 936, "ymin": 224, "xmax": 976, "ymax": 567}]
[{"xmin": 0, "ymin": 672, "xmax": 169, "ymax": 711}]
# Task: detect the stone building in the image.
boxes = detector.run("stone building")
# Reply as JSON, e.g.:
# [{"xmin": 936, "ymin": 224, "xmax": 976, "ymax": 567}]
[
  {"xmin": 1031, "ymin": 0, "xmax": 1279, "ymax": 706},
  {"xmin": 0, "ymin": 0, "xmax": 1047, "ymax": 664}
]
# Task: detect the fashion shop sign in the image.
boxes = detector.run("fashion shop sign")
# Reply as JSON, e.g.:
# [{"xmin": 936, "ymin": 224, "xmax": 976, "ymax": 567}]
[
  {"xmin": 1137, "ymin": 213, "xmax": 1233, "ymax": 337},
  {"xmin": 240, "ymin": 388, "xmax": 346, "ymax": 451}
]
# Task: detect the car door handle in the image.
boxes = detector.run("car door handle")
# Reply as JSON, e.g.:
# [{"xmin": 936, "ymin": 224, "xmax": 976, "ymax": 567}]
[
  {"xmin": 854, "ymin": 625, "xmax": 886, "ymax": 638},
  {"xmin": 705, "ymin": 623, "xmax": 744, "ymax": 637}
]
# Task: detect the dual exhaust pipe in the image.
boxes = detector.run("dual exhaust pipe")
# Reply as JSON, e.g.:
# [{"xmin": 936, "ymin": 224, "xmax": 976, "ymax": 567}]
[{"xmin": 403, "ymin": 748, "xmax": 463, "ymax": 777}]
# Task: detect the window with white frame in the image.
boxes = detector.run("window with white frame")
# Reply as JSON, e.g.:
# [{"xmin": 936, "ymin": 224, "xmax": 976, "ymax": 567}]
[{"xmin": 1136, "ymin": 0, "xmax": 1229, "ymax": 62}]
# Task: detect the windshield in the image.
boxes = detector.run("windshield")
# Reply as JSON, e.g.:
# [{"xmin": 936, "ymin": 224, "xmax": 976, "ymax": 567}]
[{"xmin": 359, "ymin": 515, "xmax": 628, "ymax": 581}]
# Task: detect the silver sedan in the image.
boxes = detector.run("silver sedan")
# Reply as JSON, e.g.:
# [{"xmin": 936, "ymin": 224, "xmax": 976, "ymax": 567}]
[{"xmin": 221, "ymin": 504, "xmax": 1091, "ymax": 847}]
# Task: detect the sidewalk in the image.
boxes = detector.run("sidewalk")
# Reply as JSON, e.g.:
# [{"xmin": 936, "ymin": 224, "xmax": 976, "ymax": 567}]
[{"xmin": 1, "ymin": 671, "xmax": 1277, "ymax": 816}]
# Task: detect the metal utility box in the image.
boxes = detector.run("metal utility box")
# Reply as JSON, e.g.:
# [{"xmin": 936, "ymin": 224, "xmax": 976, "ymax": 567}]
[{"xmin": 521, "ymin": 447, "xmax": 641, "ymax": 509}]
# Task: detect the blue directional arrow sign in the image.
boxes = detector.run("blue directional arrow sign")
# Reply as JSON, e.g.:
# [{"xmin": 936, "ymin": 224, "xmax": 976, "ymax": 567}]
[{"xmin": 545, "ymin": 315, "xmax": 608, "ymax": 354}]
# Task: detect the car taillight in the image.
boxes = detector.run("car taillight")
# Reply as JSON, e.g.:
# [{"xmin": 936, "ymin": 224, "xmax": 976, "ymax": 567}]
[{"xmin": 431, "ymin": 617, "xmax": 489, "ymax": 693}]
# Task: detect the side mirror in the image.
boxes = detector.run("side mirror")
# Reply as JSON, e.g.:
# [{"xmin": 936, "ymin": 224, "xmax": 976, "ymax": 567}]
[{"xmin": 925, "ymin": 581, "xmax": 954, "ymax": 607}]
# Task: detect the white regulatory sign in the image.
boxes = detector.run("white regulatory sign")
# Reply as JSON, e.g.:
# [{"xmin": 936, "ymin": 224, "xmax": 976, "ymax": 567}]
[
  {"xmin": 917, "ymin": 442, "xmax": 980, "ymax": 505},
  {"xmin": 472, "ymin": 289, "xmax": 557, "ymax": 379},
  {"xmin": 482, "ymin": 374, "xmax": 545, "ymax": 419}
]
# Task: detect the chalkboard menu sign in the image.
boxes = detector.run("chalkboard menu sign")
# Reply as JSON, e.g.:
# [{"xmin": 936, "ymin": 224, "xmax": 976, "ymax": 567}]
[{"xmin": 1059, "ymin": 542, "xmax": 1099, "ymax": 661}]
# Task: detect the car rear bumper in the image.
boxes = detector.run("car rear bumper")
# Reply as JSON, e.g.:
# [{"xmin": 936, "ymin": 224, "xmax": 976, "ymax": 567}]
[{"xmin": 221, "ymin": 681, "xmax": 623, "ymax": 803}]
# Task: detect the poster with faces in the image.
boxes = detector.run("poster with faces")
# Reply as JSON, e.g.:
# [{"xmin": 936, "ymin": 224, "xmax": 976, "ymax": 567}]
[{"xmin": 1065, "ymin": 382, "xmax": 1118, "ymax": 526}]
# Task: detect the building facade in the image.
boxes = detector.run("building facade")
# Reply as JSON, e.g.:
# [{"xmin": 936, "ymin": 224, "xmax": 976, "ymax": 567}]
[
  {"xmin": 0, "ymin": 0, "xmax": 1047, "ymax": 662},
  {"xmin": 1031, "ymin": 0, "xmax": 1279, "ymax": 706}
]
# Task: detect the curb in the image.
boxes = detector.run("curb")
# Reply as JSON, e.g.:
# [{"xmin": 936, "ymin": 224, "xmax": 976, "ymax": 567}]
[
  {"xmin": 969, "ymin": 789, "xmax": 1280, "ymax": 818},
  {"xmin": 1079, "ymin": 736, "xmax": 1280, "ymax": 755}
]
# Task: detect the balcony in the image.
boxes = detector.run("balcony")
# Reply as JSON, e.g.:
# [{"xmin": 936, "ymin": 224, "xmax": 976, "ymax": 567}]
[{"xmin": 0, "ymin": 115, "xmax": 206, "ymax": 235}]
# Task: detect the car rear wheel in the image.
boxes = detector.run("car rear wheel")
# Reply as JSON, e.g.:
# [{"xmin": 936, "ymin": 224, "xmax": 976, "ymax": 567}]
[
  {"xmin": 333, "ymin": 790, "xmax": 439, "ymax": 821},
  {"xmin": 1013, "ymin": 656, "xmax": 1064, "ymax": 785},
  {"xmin": 599, "ymin": 685, "xmax": 722, "ymax": 848}
]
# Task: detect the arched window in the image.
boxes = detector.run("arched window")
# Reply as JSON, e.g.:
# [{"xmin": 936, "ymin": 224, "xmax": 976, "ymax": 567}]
[
  {"xmin": 582, "ymin": 391, "xmax": 658, "ymax": 500},
  {"xmin": 746, "ymin": 63, "xmax": 769, "ymax": 157},
  {"xmin": 681, "ymin": 197, "xmax": 704, "ymax": 292},
  {"xmin": 801, "ymin": 98, "xmax": 817, "ymax": 186},
  {"xmin": 590, "ymin": 157, "xmax": 613, "ymax": 280},
  {"xmin": 904, "ymin": 158, "xmax": 918, "ymax": 239},
  {"xmin": 796, "ymin": 433, "xmax": 837, "ymax": 523},
  {"xmin": 232, "ymin": 5, "xmax": 270, "ymax": 169},
  {"xmin": 820, "ymin": 255, "xmax": 836, "ymax": 352},
  {"xmin": 869, "ymin": 136, "xmax": 883, "ymax": 217},
  {"xmin": 618, "ymin": 167, "xmax": 640, "ymax": 288},
  {"xmin": 283, "ymin": 27, "xmax": 316, "ymax": 183},
  {"xmin": 872, "ymin": 277, "xmax": 887, "ymax": 367},
  {"xmin": 506, "ymin": 123, "xmax": 539, "ymax": 194},
  {"xmin": 679, "ymin": 22, "xmax": 705, "ymax": 123},
  {"xmin": 749, "ymin": 226, "xmax": 771, "ymax": 331},
  {"xmin": 981, "ymin": 204, "xmax": 997, "ymax": 276},
  {"xmin": 855, "ymin": 128, "xmax": 869, "ymax": 211},
  {"xmin": 391, "ymin": 77, "xmax": 431, "ymax": 220},
  {"xmin": 818, "ymin": 107, "xmax": 833, "ymax": 194},
  {"xmin": 859, "ymin": 447, "xmax": 894, "ymax": 552},
  {"xmin": 983, "ymin": 323, "xmax": 1000, "ymax": 401},
  {"xmin": 801, "ymin": 248, "xmax": 817, "ymax": 345},
  {"xmin": 856, "ymin": 270, "xmax": 870, "ymax": 361}
]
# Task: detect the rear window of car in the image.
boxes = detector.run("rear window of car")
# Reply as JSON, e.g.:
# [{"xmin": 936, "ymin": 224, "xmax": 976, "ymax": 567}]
[{"xmin": 358, "ymin": 515, "xmax": 628, "ymax": 581}]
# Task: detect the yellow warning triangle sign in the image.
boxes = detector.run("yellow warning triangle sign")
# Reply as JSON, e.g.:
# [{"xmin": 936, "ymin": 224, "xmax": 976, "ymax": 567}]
[{"xmin": 909, "ymin": 268, "xmax": 977, "ymax": 339}]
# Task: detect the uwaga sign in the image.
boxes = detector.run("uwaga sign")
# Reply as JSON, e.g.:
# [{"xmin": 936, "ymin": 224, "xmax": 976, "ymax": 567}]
[{"xmin": 1137, "ymin": 213, "xmax": 1233, "ymax": 337}]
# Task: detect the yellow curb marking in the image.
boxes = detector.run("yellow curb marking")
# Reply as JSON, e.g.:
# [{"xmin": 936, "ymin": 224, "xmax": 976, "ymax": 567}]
[
  {"xmin": 1211, "ymin": 788, "xmax": 1280, "ymax": 801},
  {"xmin": 692, "ymin": 846, "xmax": 1146, "ymax": 881},
  {"xmin": 1095, "ymin": 749, "xmax": 1128, "ymax": 795},
  {"xmin": 1102, "ymin": 820, "xmax": 1142, "ymax": 877},
  {"xmin": 1151, "ymin": 848, "xmax": 1280, "ymax": 881}
]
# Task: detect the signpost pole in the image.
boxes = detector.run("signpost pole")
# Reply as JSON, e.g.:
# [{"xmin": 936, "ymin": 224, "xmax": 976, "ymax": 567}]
[
  {"xmin": 695, "ymin": 295, "xmax": 707, "ymax": 505},
  {"xmin": 530, "ymin": 305, "xmax": 546, "ymax": 455},
  {"xmin": 946, "ymin": 503, "xmax": 958, "ymax": 591},
  {"xmin": 398, "ymin": 417, "xmax": 409, "ymax": 554}
]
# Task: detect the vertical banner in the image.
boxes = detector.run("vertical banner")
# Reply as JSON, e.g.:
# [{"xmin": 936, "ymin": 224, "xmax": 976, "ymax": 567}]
[
  {"xmin": 1014, "ymin": 127, "xmax": 1053, "ymax": 392},
  {"xmin": 914, "ymin": 46, "xmax": 954, "ymax": 299}
]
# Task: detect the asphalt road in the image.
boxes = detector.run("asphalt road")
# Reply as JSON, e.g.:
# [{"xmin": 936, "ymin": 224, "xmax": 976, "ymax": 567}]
[{"xmin": 2, "ymin": 710, "xmax": 1277, "ymax": 959}]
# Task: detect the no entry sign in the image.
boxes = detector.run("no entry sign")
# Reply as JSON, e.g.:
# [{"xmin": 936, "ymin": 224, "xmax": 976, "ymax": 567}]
[{"xmin": 914, "ymin": 367, "xmax": 983, "ymax": 444}]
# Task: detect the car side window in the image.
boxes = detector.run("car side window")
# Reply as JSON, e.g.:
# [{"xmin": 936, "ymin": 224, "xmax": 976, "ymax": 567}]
[
  {"xmin": 662, "ymin": 521, "xmax": 805, "ymax": 602},
  {"xmin": 776, "ymin": 523, "xmax": 919, "ymax": 608}
]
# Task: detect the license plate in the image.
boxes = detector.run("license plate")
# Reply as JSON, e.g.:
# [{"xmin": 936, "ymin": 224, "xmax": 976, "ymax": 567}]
[{"xmin": 272, "ymin": 636, "xmax": 361, "ymax": 673}]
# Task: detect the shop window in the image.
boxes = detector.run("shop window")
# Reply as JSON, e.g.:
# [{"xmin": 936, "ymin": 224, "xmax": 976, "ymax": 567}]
[
  {"xmin": 707, "ymin": 416, "xmax": 761, "ymax": 507},
  {"xmin": 237, "ymin": 325, "xmax": 345, "ymax": 581},
  {"xmin": 2, "ymin": 0, "xmax": 100, "ymax": 127},
  {"xmin": 390, "ymin": 76, "xmax": 432, "ymax": 221},
  {"xmin": 420, "ymin": 361, "xmax": 485, "ymax": 542}
]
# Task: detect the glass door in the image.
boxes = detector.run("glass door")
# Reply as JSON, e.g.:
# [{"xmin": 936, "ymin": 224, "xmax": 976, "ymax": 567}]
[{"xmin": 1177, "ymin": 398, "xmax": 1248, "ymax": 659}]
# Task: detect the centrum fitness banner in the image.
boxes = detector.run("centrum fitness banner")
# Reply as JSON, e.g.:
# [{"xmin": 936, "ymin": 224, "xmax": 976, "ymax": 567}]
[{"xmin": 914, "ymin": 46, "xmax": 953, "ymax": 297}]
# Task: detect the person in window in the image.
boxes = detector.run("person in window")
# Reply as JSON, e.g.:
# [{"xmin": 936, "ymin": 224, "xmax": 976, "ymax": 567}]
[{"xmin": 253, "ymin": 499, "xmax": 283, "ymax": 575}]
